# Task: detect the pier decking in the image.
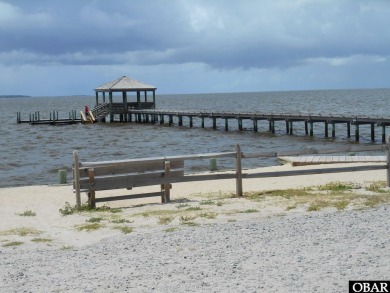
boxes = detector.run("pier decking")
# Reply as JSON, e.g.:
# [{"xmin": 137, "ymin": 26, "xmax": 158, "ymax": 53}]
[
  {"xmin": 17, "ymin": 106, "xmax": 390, "ymax": 143},
  {"xmin": 125, "ymin": 109, "xmax": 390, "ymax": 143},
  {"xmin": 279, "ymin": 155, "xmax": 386, "ymax": 166}
]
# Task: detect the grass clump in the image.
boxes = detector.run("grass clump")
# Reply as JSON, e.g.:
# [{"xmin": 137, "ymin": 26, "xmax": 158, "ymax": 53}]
[
  {"xmin": 60, "ymin": 245, "xmax": 73, "ymax": 251},
  {"xmin": 0, "ymin": 227, "xmax": 42, "ymax": 237},
  {"xmin": 366, "ymin": 181, "xmax": 389, "ymax": 193},
  {"xmin": 113, "ymin": 226, "xmax": 133, "ymax": 234},
  {"xmin": 200, "ymin": 200, "xmax": 215, "ymax": 205},
  {"xmin": 307, "ymin": 200, "xmax": 330, "ymax": 212},
  {"xmin": 31, "ymin": 238, "xmax": 53, "ymax": 243},
  {"xmin": 176, "ymin": 203, "xmax": 190, "ymax": 209},
  {"xmin": 59, "ymin": 202, "xmax": 121, "ymax": 216},
  {"xmin": 3, "ymin": 241, "xmax": 24, "ymax": 247},
  {"xmin": 76, "ymin": 223, "xmax": 103, "ymax": 232},
  {"xmin": 165, "ymin": 227, "xmax": 178, "ymax": 232},
  {"xmin": 179, "ymin": 215, "xmax": 197, "ymax": 223},
  {"xmin": 239, "ymin": 209, "xmax": 259, "ymax": 214},
  {"xmin": 199, "ymin": 212, "xmax": 217, "ymax": 219},
  {"xmin": 18, "ymin": 210, "xmax": 36, "ymax": 217},
  {"xmin": 86, "ymin": 217, "xmax": 103, "ymax": 223},
  {"xmin": 317, "ymin": 182, "xmax": 355, "ymax": 192},
  {"xmin": 158, "ymin": 215, "xmax": 175, "ymax": 225},
  {"xmin": 110, "ymin": 218, "xmax": 132, "ymax": 224},
  {"xmin": 185, "ymin": 206, "xmax": 202, "ymax": 211}
]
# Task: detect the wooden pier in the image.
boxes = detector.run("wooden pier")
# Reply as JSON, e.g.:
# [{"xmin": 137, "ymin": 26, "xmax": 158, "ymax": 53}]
[
  {"xmin": 17, "ymin": 105, "xmax": 390, "ymax": 143},
  {"xmin": 16, "ymin": 110, "xmax": 94, "ymax": 125},
  {"xmin": 123, "ymin": 109, "xmax": 390, "ymax": 143}
]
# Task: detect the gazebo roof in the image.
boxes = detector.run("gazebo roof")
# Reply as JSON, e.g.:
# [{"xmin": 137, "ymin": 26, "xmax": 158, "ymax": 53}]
[{"xmin": 95, "ymin": 76, "xmax": 157, "ymax": 92}]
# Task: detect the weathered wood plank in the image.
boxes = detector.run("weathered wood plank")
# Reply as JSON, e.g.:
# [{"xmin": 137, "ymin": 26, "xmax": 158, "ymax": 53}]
[
  {"xmin": 79, "ymin": 160, "xmax": 184, "ymax": 178},
  {"xmin": 95, "ymin": 192, "xmax": 163, "ymax": 203},
  {"xmin": 79, "ymin": 169, "xmax": 185, "ymax": 191}
]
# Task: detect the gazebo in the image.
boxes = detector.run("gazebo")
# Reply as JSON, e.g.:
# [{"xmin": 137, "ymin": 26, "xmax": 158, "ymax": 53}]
[{"xmin": 93, "ymin": 76, "xmax": 157, "ymax": 122}]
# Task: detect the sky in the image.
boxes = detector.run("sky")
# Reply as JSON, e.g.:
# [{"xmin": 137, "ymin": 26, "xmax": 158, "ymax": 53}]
[{"xmin": 0, "ymin": 0, "xmax": 389, "ymax": 96}]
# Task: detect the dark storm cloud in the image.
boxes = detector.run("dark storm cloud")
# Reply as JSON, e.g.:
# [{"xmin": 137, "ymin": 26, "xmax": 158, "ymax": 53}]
[{"xmin": 1, "ymin": 0, "xmax": 389, "ymax": 70}]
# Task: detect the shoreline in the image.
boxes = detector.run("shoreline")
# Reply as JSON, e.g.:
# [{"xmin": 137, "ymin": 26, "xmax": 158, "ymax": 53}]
[{"xmin": 1, "ymin": 162, "xmax": 389, "ymax": 292}]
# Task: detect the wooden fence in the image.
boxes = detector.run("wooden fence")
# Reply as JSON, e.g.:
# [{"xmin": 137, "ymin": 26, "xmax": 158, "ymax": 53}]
[{"xmin": 73, "ymin": 138, "xmax": 390, "ymax": 207}]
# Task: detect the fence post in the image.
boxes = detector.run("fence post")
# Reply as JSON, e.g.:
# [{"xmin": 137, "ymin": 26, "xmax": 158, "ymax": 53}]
[
  {"xmin": 163, "ymin": 161, "xmax": 171, "ymax": 203},
  {"xmin": 73, "ymin": 150, "xmax": 81, "ymax": 208},
  {"xmin": 387, "ymin": 137, "xmax": 390, "ymax": 187},
  {"xmin": 236, "ymin": 144, "xmax": 243, "ymax": 197},
  {"xmin": 88, "ymin": 168, "xmax": 96, "ymax": 208}
]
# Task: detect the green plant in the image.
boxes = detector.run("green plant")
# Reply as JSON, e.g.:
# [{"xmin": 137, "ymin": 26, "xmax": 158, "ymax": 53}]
[
  {"xmin": 176, "ymin": 203, "xmax": 190, "ymax": 209},
  {"xmin": 158, "ymin": 216, "xmax": 175, "ymax": 225},
  {"xmin": 307, "ymin": 200, "xmax": 330, "ymax": 212},
  {"xmin": 165, "ymin": 227, "xmax": 177, "ymax": 232},
  {"xmin": 113, "ymin": 226, "xmax": 133, "ymax": 234},
  {"xmin": 59, "ymin": 202, "xmax": 121, "ymax": 216},
  {"xmin": 181, "ymin": 221, "xmax": 199, "ymax": 226},
  {"xmin": 366, "ymin": 181, "xmax": 389, "ymax": 193},
  {"xmin": 200, "ymin": 200, "xmax": 215, "ymax": 205},
  {"xmin": 31, "ymin": 238, "xmax": 53, "ymax": 243},
  {"xmin": 0, "ymin": 227, "xmax": 42, "ymax": 237},
  {"xmin": 3, "ymin": 241, "xmax": 24, "ymax": 247},
  {"xmin": 60, "ymin": 245, "xmax": 73, "ymax": 251},
  {"xmin": 317, "ymin": 182, "xmax": 354, "ymax": 192},
  {"xmin": 111, "ymin": 218, "xmax": 132, "ymax": 224},
  {"xmin": 76, "ymin": 223, "xmax": 103, "ymax": 232},
  {"xmin": 185, "ymin": 206, "xmax": 202, "ymax": 211},
  {"xmin": 18, "ymin": 210, "xmax": 36, "ymax": 217},
  {"xmin": 86, "ymin": 217, "xmax": 103, "ymax": 223},
  {"xmin": 199, "ymin": 212, "xmax": 217, "ymax": 219},
  {"xmin": 239, "ymin": 209, "xmax": 258, "ymax": 214},
  {"xmin": 179, "ymin": 215, "xmax": 197, "ymax": 222}
]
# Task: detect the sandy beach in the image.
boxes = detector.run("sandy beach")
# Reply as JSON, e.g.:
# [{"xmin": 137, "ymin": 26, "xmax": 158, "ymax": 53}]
[{"xmin": 1, "ymin": 162, "xmax": 389, "ymax": 292}]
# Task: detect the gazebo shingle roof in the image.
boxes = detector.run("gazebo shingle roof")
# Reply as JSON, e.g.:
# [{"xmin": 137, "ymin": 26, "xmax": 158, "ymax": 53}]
[{"xmin": 95, "ymin": 76, "xmax": 156, "ymax": 92}]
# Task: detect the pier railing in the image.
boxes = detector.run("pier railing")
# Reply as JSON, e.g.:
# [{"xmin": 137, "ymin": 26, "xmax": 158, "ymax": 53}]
[{"xmin": 72, "ymin": 139, "xmax": 389, "ymax": 207}]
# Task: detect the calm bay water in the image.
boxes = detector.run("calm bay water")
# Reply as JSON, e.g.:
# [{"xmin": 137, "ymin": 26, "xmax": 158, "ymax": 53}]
[{"xmin": 1, "ymin": 88, "xmax": 389, "ymax": 188}]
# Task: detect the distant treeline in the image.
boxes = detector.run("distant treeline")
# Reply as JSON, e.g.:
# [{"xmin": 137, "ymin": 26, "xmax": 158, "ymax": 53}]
[{"xmin": 0, "ymin": 95, "xmax": 31, "ymax": 98}]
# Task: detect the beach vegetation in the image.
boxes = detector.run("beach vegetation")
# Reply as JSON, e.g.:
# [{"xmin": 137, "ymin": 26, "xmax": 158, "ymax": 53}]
[
  {"xmin": 86, "ymin": 217, "xmax": 103, "ymax": 223},
  {"xmin": 176, "ymin": 203, "xmax": 190, "ymax": 209},
  {"xmin": 181, "ymin": 221, "xmax": 199, "ymax": 226},
  {"xmin": 158, "ymin": 215, "xmax": 175, "ymax": 225},
  {"xmin": 76, "ymin": 223, "xmax": 103, "ymax": 232},
  {"xmin": 0, "ymin": 227, "xmax": 42, "ymax": 237},
  {"xmin": 165, "ymin": 227, "xmax": 178, "ymax": 232},
  {"xmin": 113, "ymin": 226, "xmax": 133, "ymax": 234},
  {"xmin": 60, "ymin": 245, "xmax": 73, "ymax": 251},
  {"xmin": 365, "ymin": 181, "xmax": 389, "ymax": 193},
  {"xmin": 199, "ymin": 212, "xmax": 217, "ymax": 219},
  {"xmin": 317, "ymin": 181, "xmax": 356, "ymax": 192},
  {"xmin": 199, "ymin": 200, "xmax": 215, "ymax": 205},
  {"xmin": 185, "ymin": 206, "xmax": 202, "ymax": 211},
  {"xmin": 18, "ymin": 210, "xmax": 36, "ymax": 217},
  {"xmin": 110, "ymin": 218, "xmax": 132, "ymax": 224},
  {"xmin": 31, "ymin": 238, "xmax": 53, "ymax": 243},
  {"xmin": 3, "ymin": 241, "xmax": 24, "ymax": 247},
  {"xmin": 179, "ymin": 215, "xmax": 197, "ymax": 222},
  {"xmin": 239, "ymin": 209, "xmax": 259, "ymax": 214},
  {"xmin": 59, "ymin": 202, "xmax": 122, "ymax": 216}
]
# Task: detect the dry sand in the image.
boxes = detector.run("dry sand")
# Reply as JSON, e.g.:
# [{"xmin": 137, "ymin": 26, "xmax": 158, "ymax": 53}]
[{"xmin": 0, "ymin": 163, "xmax": 389, "ymax": 292}]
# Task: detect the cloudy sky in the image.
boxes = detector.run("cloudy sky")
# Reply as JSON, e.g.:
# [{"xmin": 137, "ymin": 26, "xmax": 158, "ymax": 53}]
[{"xmin": 1, "ymin": 0, "xmax": 389, "ymax": 96}]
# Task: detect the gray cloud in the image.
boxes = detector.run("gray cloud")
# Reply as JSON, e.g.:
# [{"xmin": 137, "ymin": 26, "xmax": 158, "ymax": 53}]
[{"xmin": 1, "ymin": 0, "xmax": 389, "ymax": 70}]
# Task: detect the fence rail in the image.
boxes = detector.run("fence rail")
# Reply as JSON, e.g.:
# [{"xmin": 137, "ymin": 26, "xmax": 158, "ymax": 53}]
[{"xmin": 73, "ymin": 138, "xmax": 390, "ymax": 207}]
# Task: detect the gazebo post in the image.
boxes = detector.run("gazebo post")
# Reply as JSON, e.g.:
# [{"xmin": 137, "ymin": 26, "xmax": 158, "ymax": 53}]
[
  {"xmin": 144, "ymin": 91, "xmax": 147, "ymax": 102},
  {"xmin": 95, "ymin": 92, "xmax": 99, "ymax": 106},
  {"xmin": 153, "ymin": 90, "xmax": 156, "ymax": 109},
  {"xmin": 123, "ymin": 91, "xmax": 128, "ymax": 122},
  {"xmin": 137, "ymin": 91, "xmax": 141, "ymax": 109},
  {"xmin": 103, "ymin": 92, "xmax": 106, "ymax": 103},
  {"xmin": 109, "ymin": 92, "xmax": 113, "ymax": 122}
]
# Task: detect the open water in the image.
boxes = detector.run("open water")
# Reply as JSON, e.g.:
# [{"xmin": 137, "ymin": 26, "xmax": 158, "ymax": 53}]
[{"xmin": 1, "ymin": 88, "xmax": 390, "ymax": 188}]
